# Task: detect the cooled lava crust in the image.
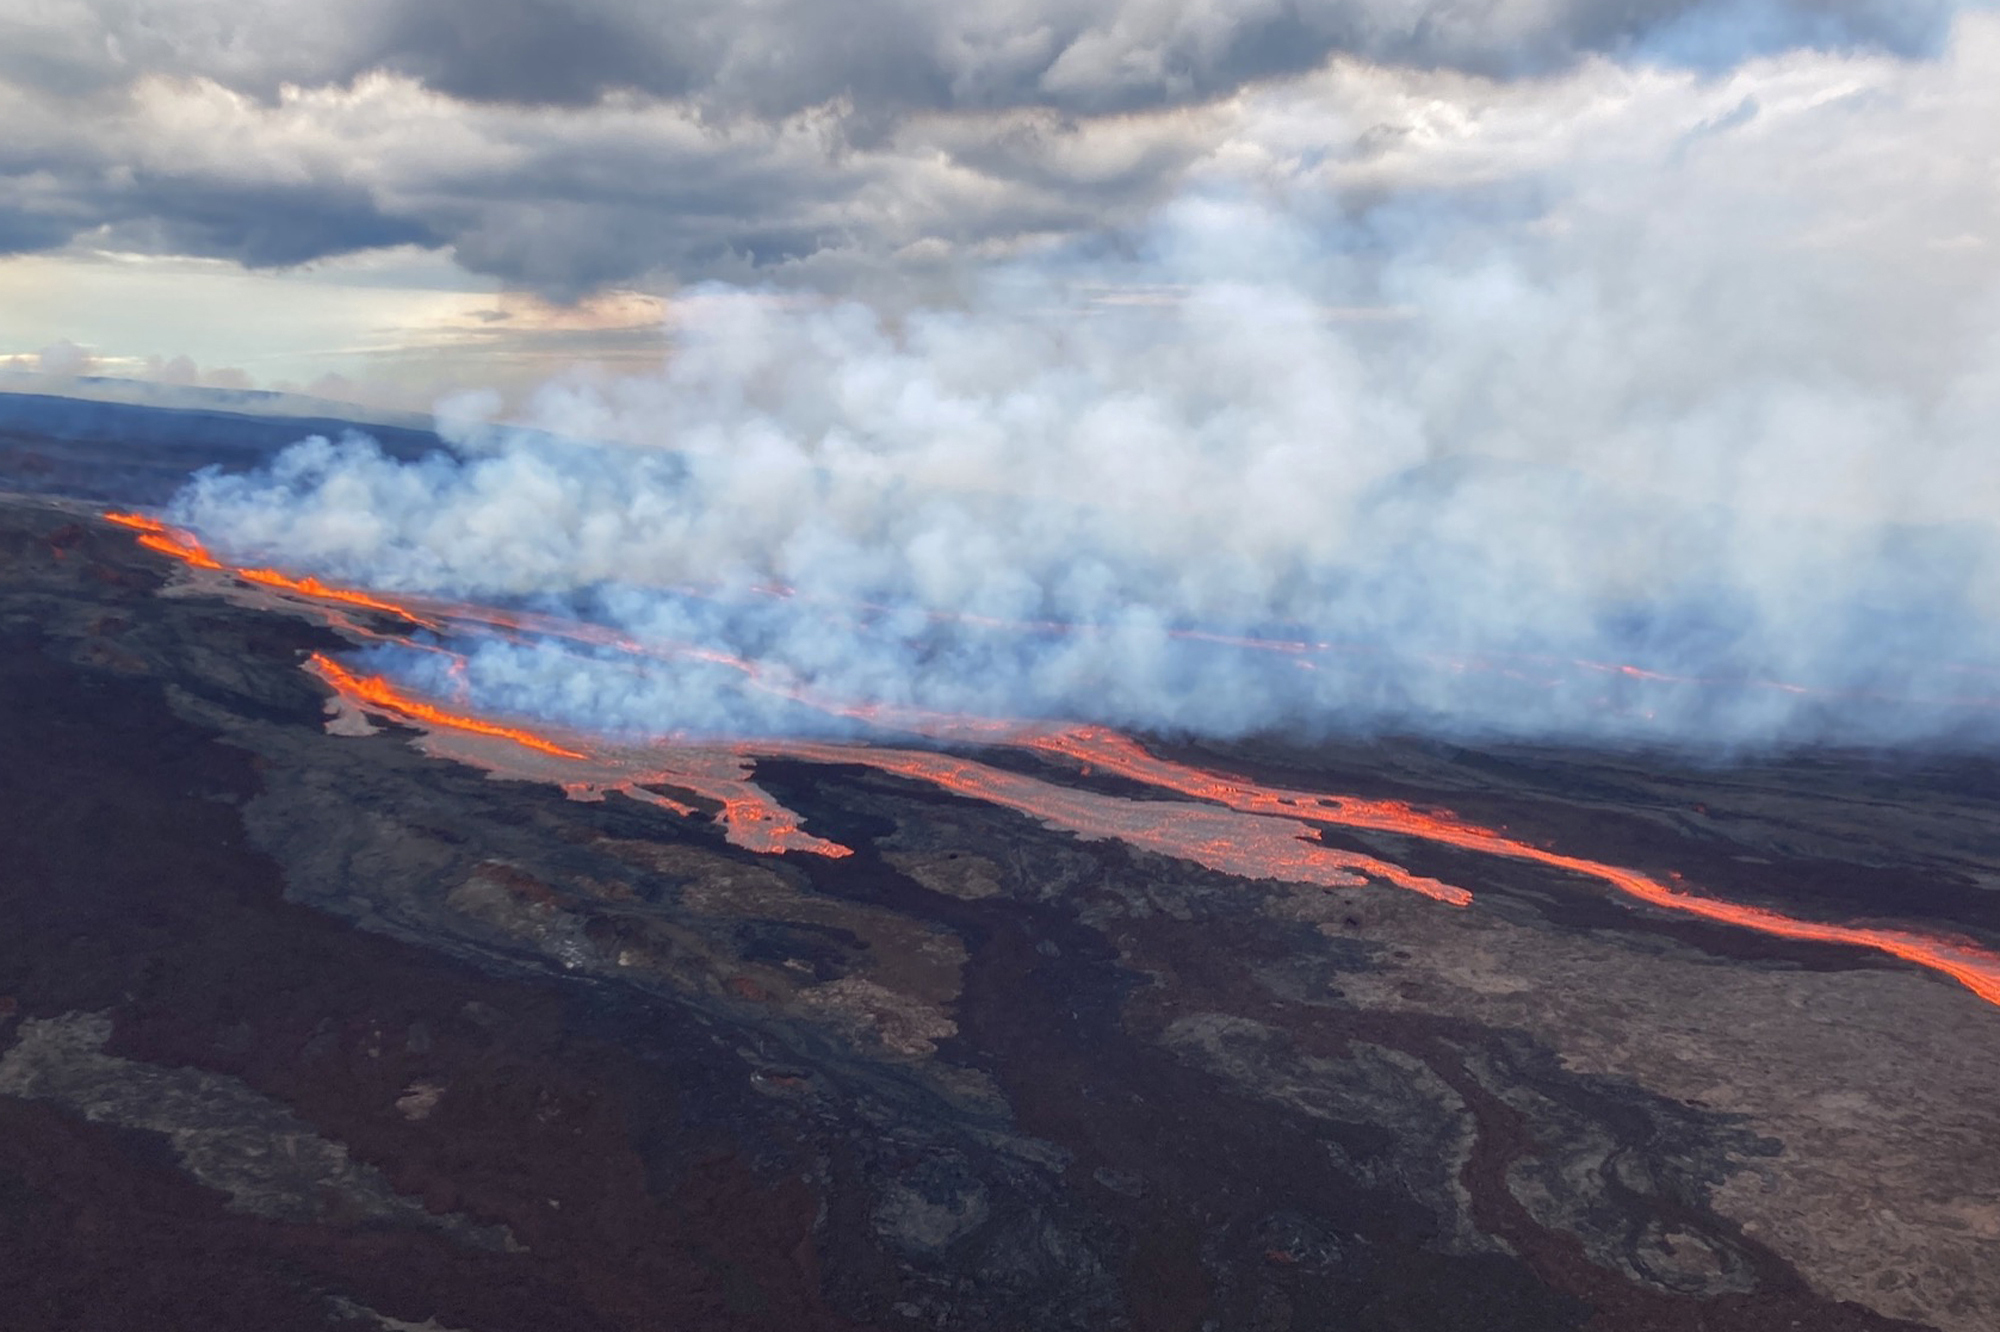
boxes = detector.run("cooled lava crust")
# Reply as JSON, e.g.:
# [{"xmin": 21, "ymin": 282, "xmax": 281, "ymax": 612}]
[{"xmin": 1, "ymin": 493, "xmax": 1995, "ymax": 1332}]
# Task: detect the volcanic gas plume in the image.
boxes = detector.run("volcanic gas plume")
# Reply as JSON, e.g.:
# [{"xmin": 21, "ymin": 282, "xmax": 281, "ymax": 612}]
[
  {"xmin": 160, "ymin": 94, "xmax": 2000, "ymax": 751},
  {"xmin": 104, "ymin": 512, "xmax": 2000, "ymax": 1010}
]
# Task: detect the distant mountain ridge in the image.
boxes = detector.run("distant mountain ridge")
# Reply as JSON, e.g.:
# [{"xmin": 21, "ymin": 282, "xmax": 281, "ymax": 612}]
[
  {"xmin": 0, "ymin": 388, "xmax": 444, "ymax": 506},
  {"xmin": 0, "ymin": 373, "xmax": 435, "ymax": 432}
]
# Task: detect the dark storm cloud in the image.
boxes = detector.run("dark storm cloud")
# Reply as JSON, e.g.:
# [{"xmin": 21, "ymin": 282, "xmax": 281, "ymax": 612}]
[
  {"xmin": 0, "ymin": 0, "xmax": 1969, "ymax": 290},
  {"xmin": 5, "ymin": 1, "xmax": 1959, "ymax": 113},
  {"xmin": 0, "ymin": 90, "xmax": 436, "ymax": 271},
  {"xmin": 0, "ymin": 211, "xmax": 80, "ymax": 256},
  {"xmin": 365, "ymin": 1, "xmax": 695, "ymax": 107},
  {"xmin": 97, "ymin": 177, "xmax": 438, "ymax": 268}
]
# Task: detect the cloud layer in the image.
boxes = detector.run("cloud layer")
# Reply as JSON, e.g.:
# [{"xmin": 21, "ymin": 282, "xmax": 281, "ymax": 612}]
[
  {"xmin": 168, "ymin": 14, "xmax": 2000, "ymax": 749},
  {"xmin": 0, "ymin": 0, "xmax": 1970, "ymax": 290}
]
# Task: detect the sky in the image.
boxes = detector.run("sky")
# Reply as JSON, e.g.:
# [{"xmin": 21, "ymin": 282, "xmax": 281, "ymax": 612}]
[
  {"xmin": 8, "ymin": 1, "xmax": 2000, "ymax": 747},
  {"xmin": 0, "ymin": 1, "xmax": 1984, "ymax": 411}
]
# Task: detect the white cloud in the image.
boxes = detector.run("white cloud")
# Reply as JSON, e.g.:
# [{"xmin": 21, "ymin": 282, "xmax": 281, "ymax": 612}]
[{"xmin": 0, "ymin": 1, "xmax": 1970, "ymax": 288}]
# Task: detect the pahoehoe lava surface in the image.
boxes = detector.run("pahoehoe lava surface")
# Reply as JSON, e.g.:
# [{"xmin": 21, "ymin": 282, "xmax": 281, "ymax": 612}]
[{"xmin": 2, "ymin": 484, "xmax": 1997, "ymax": 1331}]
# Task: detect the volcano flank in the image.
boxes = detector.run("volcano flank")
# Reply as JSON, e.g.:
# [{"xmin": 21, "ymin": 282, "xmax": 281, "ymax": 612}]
[{"xmin": 3, "ymin": 401, "xmax": 1999, "ymax": 1332}]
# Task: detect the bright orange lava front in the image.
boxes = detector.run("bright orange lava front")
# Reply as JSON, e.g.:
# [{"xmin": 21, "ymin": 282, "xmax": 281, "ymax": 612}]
[
  {"xmin": 107, "ymin": 511, "xmax": 224, "ymax": 570},
  {"xmin": 308, "ymin": 653, "xmax": 589, "ymax": 760},
  {"xmin": 240, "ymin": 568, "xmax": 438, "ymax": 627}
]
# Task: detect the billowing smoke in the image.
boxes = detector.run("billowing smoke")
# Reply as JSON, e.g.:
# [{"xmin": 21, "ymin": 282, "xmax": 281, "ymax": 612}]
[{"xmin": 171, "ymin": 16, "xmax": 2000, "ymax": 750}]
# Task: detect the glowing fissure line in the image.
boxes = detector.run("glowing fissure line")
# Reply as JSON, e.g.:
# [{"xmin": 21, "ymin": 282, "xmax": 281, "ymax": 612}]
[
  {"xmin": 106, "ymin": 513, "xmax": 434, "ymax": 626},
  {"xmin": 1571, "ymin": 657, "xmax": 2000, "ymax": 711},
  {"xmin": 239, "ymin": 567, "xmax": 441, "ymax": 628},
  {"xmin": 104, "ymin": 509, "xmax": 2000, "ymax": 1006},
  {"xmin": 109, "ymin": 512, "xmax": 2000, "ymax": 713},
  {"xmin": 743, "ymin": 575, "xmax": 2000, "ymax": 710}
]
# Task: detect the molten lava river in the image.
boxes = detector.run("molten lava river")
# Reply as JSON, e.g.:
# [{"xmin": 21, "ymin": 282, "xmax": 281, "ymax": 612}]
[{"xmin": 105, "ymin": 510, "xmax": 2000, "ymax": 1009}]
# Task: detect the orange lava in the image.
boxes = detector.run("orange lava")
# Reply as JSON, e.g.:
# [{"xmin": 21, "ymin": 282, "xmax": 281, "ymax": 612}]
[
  {"xmin": 107, "ymin": 512, "xmax": 225, "ymax": 570},
  {"xmin": 760, "ymin": 741, "xmax": 1468, "ymax": 903},
  {"xmin": 610, "ymin": 758, "xmax": 854, "ymax": 859},
  {"xmin": 310, "ymin": 647, "xmax": 852, "ymax": 858},
  {"xmin": 1027, "ymin": 728, "xmax": 2000, "ymax": 1006},
  {"xmin": 238, "ymin": 567, "xmax": 438, "ymax": 628},
  {"xmin": 103, "ymin": 512, "xmax": 170, "ymax": 535},
  {"xmin": 135, "ymin": 532, "xmax": 223, "ymax": 569},
  {"xmin": 711, "ymin": 789, "xmax": 855, "ymax": 858},
  {"xmin": 106, "ymin": 512, "xmax": 433, "ymax": 625},
  {"xmin": 308, "ymin": 652, "xmax": 590, "ymax": 761}
]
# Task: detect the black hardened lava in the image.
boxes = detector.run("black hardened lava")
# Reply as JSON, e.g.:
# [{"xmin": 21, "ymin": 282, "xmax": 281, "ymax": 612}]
[{"xmin": 0, "ymin": 501, "xmax": 1970, "ymax": 1330}]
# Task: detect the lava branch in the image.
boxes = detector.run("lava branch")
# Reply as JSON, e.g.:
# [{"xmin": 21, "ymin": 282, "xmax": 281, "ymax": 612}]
[
  {"xmin": 1028, "ymin": 728, "xmax": 2000, "ymax": 1008},
  {"xmin": 105, "ymin": 510, "xmax": 223, "ymax": 570},
  {"xmin": 308, "ymin": 652, "xmax": 590, "ymax": 760},
  {"xmin": 754, "ymin": 739, "xmax": 1472, "ymax": 905},
  {"xmin": 309, "ymin": 653, "xmax": 855, "ymax": 859}
]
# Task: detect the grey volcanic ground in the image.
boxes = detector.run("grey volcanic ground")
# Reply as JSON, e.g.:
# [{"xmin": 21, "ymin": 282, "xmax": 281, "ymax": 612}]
[{"xmin": 2, "ymin": 397, "xmax": 1998, "ymax": 1332}]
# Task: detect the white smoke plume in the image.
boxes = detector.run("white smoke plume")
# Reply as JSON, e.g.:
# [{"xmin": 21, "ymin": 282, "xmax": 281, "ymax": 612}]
[{"xmin": 172, "ymin": 15, "xmax": 2000, "ymax": 749}]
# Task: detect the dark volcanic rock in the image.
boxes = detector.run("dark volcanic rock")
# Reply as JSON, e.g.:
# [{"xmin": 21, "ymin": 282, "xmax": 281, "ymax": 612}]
[{"xmin": 0, "ymin": 493, "xmax": 1993, "ymax": 1331}]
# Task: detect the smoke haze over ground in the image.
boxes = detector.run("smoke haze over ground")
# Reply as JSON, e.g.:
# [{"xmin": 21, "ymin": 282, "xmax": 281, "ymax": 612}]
[{"xmin": 162, "ymin": 9, "xmax": 2000, "ymax": 751}]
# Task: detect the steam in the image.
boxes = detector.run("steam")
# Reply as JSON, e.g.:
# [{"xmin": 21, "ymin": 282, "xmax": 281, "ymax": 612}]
[{"xmin": 171, "ymin": 17, "xmax": 2000, "ymax": 749}]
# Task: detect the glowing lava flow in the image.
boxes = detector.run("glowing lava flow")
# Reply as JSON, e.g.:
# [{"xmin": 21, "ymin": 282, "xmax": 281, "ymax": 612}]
[
  {"xmin": 302, "ymin": 626, "xmax": 1442, "ymax": 886},
  {"xmin": 1026, "ymin": 728, "xmax": 2000, "ymax": 1007},
  {"xmin": 591, "ymin": 749, "xmax": 856, "ymax": 860},
  {"xmin": 103, "ymin": 511, "xmax": 857, "ymax": 857},
  {"xmin": 308, "ymin": 653, "xmax": 589, "ymax": 760},
  {"xmin": 106, "ymin": 510, "xmax": 224, "ymax": 570},
  {"xmin": 238, "ymin": 568, "xmax": 440, "ymax": 628},
  {"xmin": 100, "ymin": 508, "xmax": 2000, "ymax": 1007},
  {"xmin": 105, "ymin": 513, "xmax": 434, "ymax": 627},
  {"xmin": 308, "ymin": 652, "xmax": 854, "ymax": 859},
  {"xmin": 95, "ymin": 535, "xmax": 1017, "ymax": 741}
]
